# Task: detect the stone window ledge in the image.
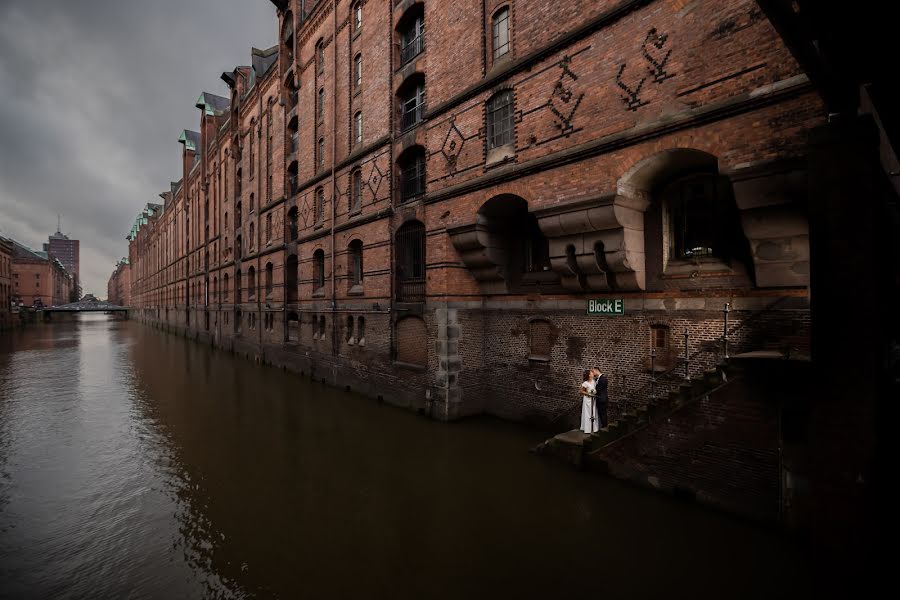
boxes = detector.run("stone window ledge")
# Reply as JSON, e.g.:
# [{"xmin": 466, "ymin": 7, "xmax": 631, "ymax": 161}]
[
  {"xmin": 348, "ymin": 284, "xmax": 364, "ymax": 296},
  {"xmin": 485, "ymin": 144, "xmax": 515, "ymax": 168},
  {"xmin": 312, "ymin": 289, "xmax": 325, "ymax": 298},
  {"xmin": 663, "ymin": 258, "xmax": 733, "ymax": 278}
]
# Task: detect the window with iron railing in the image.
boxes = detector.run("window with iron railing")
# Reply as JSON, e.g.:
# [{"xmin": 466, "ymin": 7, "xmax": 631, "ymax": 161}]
[
  {"xmin": 398, "ymin": 147, "xmax": 426, "ymax": 202},
  {"xmin": 400, "ymin": 83, "xmax": 425, "ymax": 131},
  {"xmin": 396, "ymin": 220, "xmax": 426, "ymax": 303},
  {"xmin": 400, "ymin": 16, "xmax": 425, "ymax": 65}
]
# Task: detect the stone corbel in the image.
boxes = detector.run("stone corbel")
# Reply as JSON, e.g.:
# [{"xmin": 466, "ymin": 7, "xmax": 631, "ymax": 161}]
[
  {"xmin": 729, "ymin": 159, "xmax": 810, "ymax": 288},
  {"xmin": 535, "ymin": 194, "xmax": 649, "ymax": 291},
  {"xmin": 447, "ymin": 222, "xmax": 510, "ymax": 294}
]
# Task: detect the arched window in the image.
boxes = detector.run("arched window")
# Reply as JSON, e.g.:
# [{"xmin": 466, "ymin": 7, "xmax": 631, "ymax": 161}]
[
  {"xmin": 492, "ymin": 7, "xmax": 510, "ymax": 60},
  {"xmin": 486, "ymin": 90, "xmax": 515, "ymax": 150},
  {"xmin": 351, "ymin": 169, "xmax": 363, "ymax": 212},
  {"xmin": 266, "ymin": 213, "xmax": 272, "ymax": 242},
  {"xmin": 318, "ymin": 315, "xmax": 326, "ymax": 340},
  {"xmin": 287, "ymin": 207, "xmax": 299, "ymax": 241},
  {"xmin": 354, "ymin": 54, "xmax": 362, "ymax": 89},
  {"xmin": 248, "ymin": 266, "xmax": 256, "ymax": 299},
  {"xmin": 265, "ymin": 262, "xmax": 274, "ymax": 297},
  {"xmin": 396, "ymin": 220, "xmax": 425, "ymax": 302},
  {"xmin": 250, "ymin": 192, "xmax": 255, "ymax": 212},
  {"xmin": 236, "ymin": 269, "xmax": 242, "ymax": 303},
  {"xmin": 399, "ymin": 76, "xmax": 425, "ymax": 131},
  {"xmin": 665, "ymin": 174, "xmax": 725, "ymax": 261},
  {"xmin": 356, "ymin": 316, "xmax": 366, "ymax": 346},
  {"xmin": 213, "ymin": 277, "xmax": 219, "ymax": 303},
  {"xmin": 398, "ymin": 146, "xmax": 426, "ymax": 202},
  {"xmin": 318, "ymin": 137, "xmax": 326, "ymax": 171},
  {"xmin": 354, "ymin": 111, "xmax": 363, "ymax": 146},
  {"xmin": 235, "ymin": 200, "xmax": 242, "ymax": 226},
  {"xmin": 285, "ymin": 254, "xmax": 298, "ymax": 303},
  {"xmin": 346, "ymin": 315, "xmax": 355, "ymax": 344},
  {"xmin": 236, "ymin": 234, "xmax": 243, "ymax": 258},
  {"xmin": 224, "ymin": 212, "xmax": 228, "ymax": 231},
  {"xmin": 398, "ymin": 5, "xmax": 425, "ymax": 65},
  {"xmin": 348, "ymin": 239, "xmax": 363, "ymax": 288},
  {"xmin": 316, "ymin": 187, "xmax": 326, "ymax": 223},
  {"xmin": 529, "ymin": 319, "xmax": 553, "ymax": 361},
  {"xmin": 316, "ymin": 40, "xmax": 325, "ymax": 74},
  {"xmin": 249, "ymin": 222, "xmax": 255, "ymax": 248},
  {"xmin": 318, "ymin": 88, "xmax": 325, "ymax": 122},
  {"xmin": 313, "ymin": 249, "xmax": 325, "ymax": 292},
  {"xmin": 353, "ymin": 2, "xmax": 362, "ymax": 32},
  {"xmin": 224, "ymin": 273, "xmax": 230, "ymax": 301}
]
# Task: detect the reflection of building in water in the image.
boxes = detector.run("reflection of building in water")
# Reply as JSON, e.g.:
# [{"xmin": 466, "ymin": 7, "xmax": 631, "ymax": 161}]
[{"xmin": 121, "ymin": 0, "xmax": 895, "ymax": 580}]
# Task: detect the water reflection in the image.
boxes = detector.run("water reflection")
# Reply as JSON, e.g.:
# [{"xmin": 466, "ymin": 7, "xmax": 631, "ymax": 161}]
[{"xmin": 1, "ymin": 316, "xmax": 811, "ymax": 599}]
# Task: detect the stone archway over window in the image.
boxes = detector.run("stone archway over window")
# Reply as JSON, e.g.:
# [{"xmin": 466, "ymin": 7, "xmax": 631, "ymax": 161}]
[{"xmin": 448, "ymin": 194, "xmax": 557, "ymax": 294}]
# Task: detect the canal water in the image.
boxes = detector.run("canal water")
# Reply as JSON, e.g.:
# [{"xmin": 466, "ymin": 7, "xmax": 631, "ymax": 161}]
[{"xmin": 0, "ymin": 315, "xmax": 811, "ymax": 599}]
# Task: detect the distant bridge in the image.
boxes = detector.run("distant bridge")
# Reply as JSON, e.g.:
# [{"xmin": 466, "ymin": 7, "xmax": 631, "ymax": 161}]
[{"xmin": 45, "ymin": 301, "xmax": 129, "ymax": 313}]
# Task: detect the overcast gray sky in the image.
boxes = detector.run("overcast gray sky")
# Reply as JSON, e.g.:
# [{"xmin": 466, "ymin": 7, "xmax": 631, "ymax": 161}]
[{"xmin": 0, "ymin": 0, "xmax": 276, "ymax": 296}]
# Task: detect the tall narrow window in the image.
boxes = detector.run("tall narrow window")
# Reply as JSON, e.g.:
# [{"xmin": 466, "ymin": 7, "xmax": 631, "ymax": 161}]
[
  {"xmin": 354, "ymin": 112, "xmax": 363, "ymax": 146},
  {"xmin": 399, "ymin": 9, "xmax": 424, "ymax": 65},
  {"xmin": 265, "ymin": 262, "xmax": 273, "ymax": 297},
  {"xmin": 400, "ymin": 79, "xmax": 425, "ymax": 130},
  {"xmin": 317, "ymin": 41, "xmax": 325, "ymax": 74},
  {"xmin": 354, "ymin": 54, "xmax": 362, "ymax": 89},
  {"xmin": 351, "ymin": 169, "xmax": 363, "ymax": 212},
  {"xmin": 285, "ymin": 255, "xmax": 298, "ymax": 303},
  {"xmin": 318, "ymin": 138, "xmax": 326, "ymax": 170},
  {"xmin": 249, "ymin": 222, "xmax": 255, "ymax": 248},
  {"xmin": 236, "ymin": 269, "xmax": 243, "ymax": 302},
  {"xmin": 266, "ymin": 110, "xmax": 273, "ymax": 202},
  {"xmin": 666, "ymin": 174, "xmax": 724, "ymax": 260},
  {"xmin": 318, "ymin": 88, "xmax": 325, "ymax": 122},
  {"xmin": 354, "ymin": 3, "xmax": 362, "ymax": 32},
  {"xmin": 266, "ymin": 213, "xmax": 272, "ymax": 242},
  {"xmin": 250, "ymin": 193, "xmax": 255, "ymax": 212},
  {"xmin": 348, "ymin": 240, "xmax": 363, "ymax": 287},
  {"xmin": 398, "ymin": 146, "xmax": 426, "ymax": 202},
  {"xmin": 396, "ymin": 220, "xmax": 426, "ymax": 302},
  {"xmin": 486, "ymin": 90, "xmax": 514, "ymax": 150},
  {"xmin": 313, "ymin": 249, "xmax": 325, "ymax": 292},
  {"xmin": 492, "ymin": 8, "xmax": 510, "ymax": 60},
  {"xmin": 248, "ymin": 266, "xmax": 256, "ymax": 299},
  {"xmin": 224, "ymin": 273, "xmax": 230, "ymax": 301},
  {"xmin": 316, "ymin": 187, "xmax": 326, "ymax": 223},
  {"xmin": 288, "ymin": 207, "xmax": 298, "ymax": 241},
  {"xmin": 249, "ymin": 128, "xmax": 255, "ymax": 178}
]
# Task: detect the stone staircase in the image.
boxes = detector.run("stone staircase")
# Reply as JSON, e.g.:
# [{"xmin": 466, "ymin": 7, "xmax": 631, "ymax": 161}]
[{"xmin": 532, "ymin": 361, "xmax": 736, "ymax": 467}]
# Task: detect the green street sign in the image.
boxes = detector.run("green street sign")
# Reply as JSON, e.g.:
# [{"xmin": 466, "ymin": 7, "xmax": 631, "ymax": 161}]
[{"xmin": 587, "ymin": 298, "xmax": 625, "ymax": 316}]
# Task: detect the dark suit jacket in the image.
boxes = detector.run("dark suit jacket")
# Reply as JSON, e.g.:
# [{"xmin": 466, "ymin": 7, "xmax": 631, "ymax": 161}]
[{"xmin": 594, "ymin": 375, "xmax": 609, "ymax": 404}]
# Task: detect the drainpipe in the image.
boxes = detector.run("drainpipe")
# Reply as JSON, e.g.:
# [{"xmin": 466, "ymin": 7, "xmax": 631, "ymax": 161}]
[
  {"xmin": 257, "ymin": 79, "xmax": 264, "ymax": 351},
  {"xmin": 330, "ymin": 0, "xmax": 338, "ymax": 370},
  {"xmin": 388, "ymin": 0, "xmax": 395, "ymax": 362}
]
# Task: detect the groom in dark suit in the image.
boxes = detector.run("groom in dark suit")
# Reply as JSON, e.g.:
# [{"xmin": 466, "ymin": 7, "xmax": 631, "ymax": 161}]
[{"xmin": 592, "ymin": 367, "xmax": 609, "ymax": 428}]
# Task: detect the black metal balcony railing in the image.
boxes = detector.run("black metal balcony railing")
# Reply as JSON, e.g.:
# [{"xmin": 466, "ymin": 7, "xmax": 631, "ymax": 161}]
[
  {"xmin": 400, "ymin": 32, "xmax": 424, "ymax": 66},
  {"xmin": 396, "ymin": 277, "xmax": 425, "ymax": 303},
  {"xmin": 400, "ymin": 168, "xmax": 425, "ymax": 201},
  {"xmin": 401, "ymin": 103, "xmax": 423, "ymax": 131}
]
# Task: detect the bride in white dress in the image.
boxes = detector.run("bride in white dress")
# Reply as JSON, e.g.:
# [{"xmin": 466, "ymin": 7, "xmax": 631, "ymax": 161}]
[{"xmin": 580, "ymin": 369, "xmax": 599, "ymax": 434}]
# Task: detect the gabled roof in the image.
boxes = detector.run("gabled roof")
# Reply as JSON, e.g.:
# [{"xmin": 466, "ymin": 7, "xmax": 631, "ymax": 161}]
[
  {"xmin": 178, "ymin": 130, "xmax": 201, "ymax": 152},
  {"xmin": 251, "ymin": 46, "xmax": 279, "ymax": 78},
  {"xmin": 195, "ymin": 92, "xmax": 230, "ymax": 116},
  {"xmin": 12, "ymin": 240, "xmax": 47, "ymax": 262}
]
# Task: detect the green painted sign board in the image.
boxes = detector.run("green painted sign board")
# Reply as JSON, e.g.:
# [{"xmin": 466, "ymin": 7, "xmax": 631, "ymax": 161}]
[{"xmin": 587, "ymin": 298, "xmax": 625, "ymax": 316}]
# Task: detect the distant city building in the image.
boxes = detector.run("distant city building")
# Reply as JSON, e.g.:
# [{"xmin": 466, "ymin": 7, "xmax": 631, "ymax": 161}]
[
  {"xmin": 0, "ymin": 236, "xmax": 12, "ymax": 330},
  {"xmin": 106, "ymin": 259, "xmax": 131, "ymax": 307},
  {"xmin": 11, "ymin": 241, "xmax": 73, "ymax": 308},
  {"xmin": 44, "ymin": 229, "xmax": 80, "ymax": 301}
]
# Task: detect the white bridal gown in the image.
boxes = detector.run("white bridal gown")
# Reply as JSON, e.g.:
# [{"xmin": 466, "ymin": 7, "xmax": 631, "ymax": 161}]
[{"xmin": 580, "ymin": 380, "xmax": 599, "ymax": 434}]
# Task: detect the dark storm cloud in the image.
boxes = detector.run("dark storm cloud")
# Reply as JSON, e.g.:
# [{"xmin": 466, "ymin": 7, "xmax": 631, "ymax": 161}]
[{"xmin": 0, "ymin": 0, "xmax": 276, "ymax": 295}]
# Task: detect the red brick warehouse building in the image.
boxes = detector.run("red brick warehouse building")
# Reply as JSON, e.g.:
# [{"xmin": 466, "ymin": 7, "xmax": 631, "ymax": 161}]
[{"xmin": 125, "ymin": 0, "xmax": 897, "ymax": 540}]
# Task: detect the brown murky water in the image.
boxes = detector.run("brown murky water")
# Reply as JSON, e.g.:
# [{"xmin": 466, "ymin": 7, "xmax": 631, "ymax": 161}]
[{"xmin": 0, "ymin": 315, "xmax": 811, "ymax": 599}]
